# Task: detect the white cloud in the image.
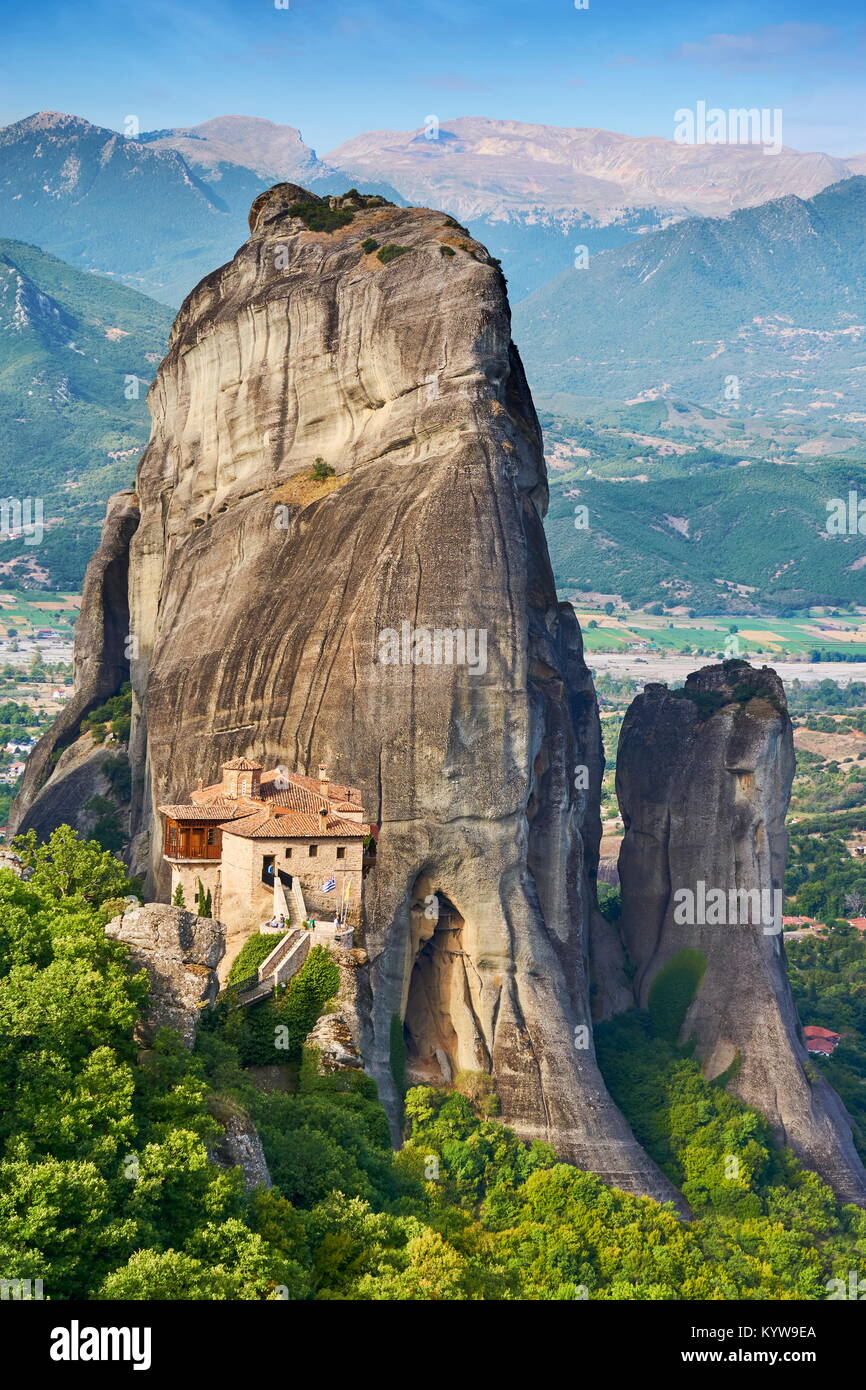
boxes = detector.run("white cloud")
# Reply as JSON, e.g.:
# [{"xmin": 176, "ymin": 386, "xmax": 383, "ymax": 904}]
[{"xmin": 675, "ymin": 23, "xmax": 840, "ymax": 68}]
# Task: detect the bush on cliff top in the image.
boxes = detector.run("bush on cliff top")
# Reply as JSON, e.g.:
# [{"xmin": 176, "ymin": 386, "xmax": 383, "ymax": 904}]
[{"xmin": 287, "ymin": 201, "xmax": 355, "ymax": 233}]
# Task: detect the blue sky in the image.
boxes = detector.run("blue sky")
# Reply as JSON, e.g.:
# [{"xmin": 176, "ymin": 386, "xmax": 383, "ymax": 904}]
[{"xmin": 1, "ymin": 0, "xmax": 865, "ymax": 155}]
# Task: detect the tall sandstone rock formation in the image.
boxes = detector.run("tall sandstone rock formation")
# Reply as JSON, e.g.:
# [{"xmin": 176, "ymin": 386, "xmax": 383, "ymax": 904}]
[
  {"xmin": 14, "ymin": 184, "xmax": 680, "ymax": 1205},
  {"xmin": 615, "ymin": 662, "xmax": 866, "ymax": 1205}
]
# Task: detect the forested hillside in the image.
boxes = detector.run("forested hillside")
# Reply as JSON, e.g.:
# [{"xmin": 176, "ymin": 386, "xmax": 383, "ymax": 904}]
[
  {"xmin": 4, "ymin": 825, "xmax": 866, "ymax": 1301},
  {"xmin": 0, "ymin": 239, "xmax": 172, "ymax": 587}
]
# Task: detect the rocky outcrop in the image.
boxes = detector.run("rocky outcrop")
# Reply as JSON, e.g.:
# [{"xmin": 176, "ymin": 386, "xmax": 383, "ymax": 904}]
[
  {"xmin": 13, "ymin": 736, "xmax": 123, "ymax": 844},
  {"xmin": 209, "ymin": 1098, "xmax": 273, "ymax": 1192},
  {"xmin": 0, "ymin": 849, "xmax": 30, "ymax": 879},
  {"xmin": 306, "ymin": 1013, "xmax": 364, "ymax": 1073},
  {"xmin": 616, "ymin": 661, "xmax": 866, "ymax": 1205},
  {"xmin": 305, "ymin": 947, "xmax": 370, "ymax": 1073},
  {"xmin": 33, "ymin": 183, "xmax": 681, "ymax": 1205},
  {"xmin": 105, "ymin": 903, "xmax": 224, "ymax": 1047},
  {"xmin": 10, "ymin": 490, "xmax": 138, "ymax": 839}
]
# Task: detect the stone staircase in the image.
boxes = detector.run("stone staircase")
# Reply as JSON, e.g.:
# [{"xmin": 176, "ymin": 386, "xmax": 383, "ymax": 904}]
[{"xmin": 229, "ymin": 928, "xmax": 311, "ymax": 1007}]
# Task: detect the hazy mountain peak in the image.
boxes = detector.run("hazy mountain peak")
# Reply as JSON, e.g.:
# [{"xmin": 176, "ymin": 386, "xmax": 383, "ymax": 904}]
[
  {"xmin": 141, "ymin": 113, "xmax": 331, "ymax": 182},
  {"xmin": 327, "ymin": 115, "xmax": 851, "ymax": 221},
  {"xmin": 0, "ymin": 110, "xmax": 106, "ymax": 142}
]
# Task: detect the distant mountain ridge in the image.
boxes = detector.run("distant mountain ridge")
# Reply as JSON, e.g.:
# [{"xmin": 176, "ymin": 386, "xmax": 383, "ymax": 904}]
[
  {"xmin": 326, "ymin": 116, "xmax": 854, "ymax": 222},
  {"xmin": 514, "ymin": 176, "xmax": 866, "ymax": 415},
  {"xmin": 0, "ymin": 235, "xmax": 173, "ymax": 585},
  {"xmin": 1, "ymin": 111, "xmax": 861, "ymax": 305},
  {"xmin": 139, "ymin": 114, "xmax": 332, "ymax": 183},
  {"xmin": 0, "ymin": 113, "xmax": 397, "ymax": 304}
]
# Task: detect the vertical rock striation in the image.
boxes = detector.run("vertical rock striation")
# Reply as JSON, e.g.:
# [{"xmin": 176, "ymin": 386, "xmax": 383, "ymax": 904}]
[{"xmin": 616, "ymin": 661, "xmax": 866, "ymax": 1205}]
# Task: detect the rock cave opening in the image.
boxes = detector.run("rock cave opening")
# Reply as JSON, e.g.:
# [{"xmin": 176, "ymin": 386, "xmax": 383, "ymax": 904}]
[{"xmin": 404, "ymin": 888, "xmax": 490, "ymax": 1087}]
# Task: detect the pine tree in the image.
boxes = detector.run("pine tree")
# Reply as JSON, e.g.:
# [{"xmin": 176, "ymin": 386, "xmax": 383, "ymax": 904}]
[{"xmin": 172, "ymin": 883, "xmax": 185, "ymax": 908}]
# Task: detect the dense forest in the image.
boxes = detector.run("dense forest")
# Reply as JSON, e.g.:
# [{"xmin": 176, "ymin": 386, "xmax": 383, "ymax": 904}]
[{"xmin": 4, "ymin": 825, "xmax": 866, "ymax": 1300}]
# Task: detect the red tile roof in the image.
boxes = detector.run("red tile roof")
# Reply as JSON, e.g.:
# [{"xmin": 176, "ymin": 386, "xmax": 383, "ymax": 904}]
[
  {"xmin": 218, "ymin": 809, "xmax": 367, "ymax": 839},
  {"xmin": 157, "ymin": 801, "xmax": 254, "ymax": 821},
  {"xmin": 804, "ymin": 1025, "xmax": 841, "ymax": 1041},
  {"xmin": 166, "ymin": 761, "xmax": 369, "ymax": 844},
  {"xmin": 261, "ymin": 768, "xmax": 361, "ymax": 803},
  {"xmin": 192, "ymin": 768, "xmax": 362, "ymax": 813},
  {"xmin": 222, "ymin": 758, "xmax": 262, "ymax": 771},
  {"xmin": 257, "ymin": 783, "xmax": 333, "ymax": 814},
  {"xmin": 806, "ymin": 1037, "xmax": 837, "ymax": 1055}
]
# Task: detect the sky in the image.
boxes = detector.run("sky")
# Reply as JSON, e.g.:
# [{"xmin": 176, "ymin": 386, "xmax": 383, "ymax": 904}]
[{"xmin": 0, "ymin": 0, "xmax": 865, "ymax": 156}]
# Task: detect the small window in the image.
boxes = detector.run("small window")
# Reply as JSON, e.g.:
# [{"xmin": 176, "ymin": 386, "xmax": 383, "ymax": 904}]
[
  {"xmin": 284, "ymin": 847, "xmax": 292, "ymax": 859},
  {"xmin": 309, "ymin": 844, "xmax": 318, "ymax": 857},
  {"xmin": 336, "ymin": 846, "xmax": 346, "ymax": 859}
]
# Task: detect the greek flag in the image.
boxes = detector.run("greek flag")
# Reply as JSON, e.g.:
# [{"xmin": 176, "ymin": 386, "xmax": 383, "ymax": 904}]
[{"xmin": 322, "ymin": 877, "xmax": 337, "ymax": 893}]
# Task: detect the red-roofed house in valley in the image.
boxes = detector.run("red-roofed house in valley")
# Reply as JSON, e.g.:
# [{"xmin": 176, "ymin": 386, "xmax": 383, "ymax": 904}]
[
  {"xmin": 782, "ymin": 916, "xmax": 826, "ymax": 937},
  {"xmin": 158, "ymin": 759, "xmax": 374, "ymax": 971},
  {"xmin": 804, "ymin": 1025, "xmax": 841, "ymax": 1056}
]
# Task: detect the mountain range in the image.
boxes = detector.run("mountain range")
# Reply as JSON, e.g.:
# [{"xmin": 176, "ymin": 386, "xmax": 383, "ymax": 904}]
[
  {"xmin": 514, "ymin": 176, "xmax": 866, "ymax": 416},
  {"xmin": 327, "ymin": 116, "xmax": 854, "ymax": 221},
  {"xmin": 2, "ymin": 110, "xmax": 865, "ymax": 603},
  {"xmin": 0, "ymin": 113, "xmax": 394, "ymax": 304},
  {"xmin": 0, "ymin": 235, "xmax": 173, "ymax": 585},
  {"xmin": 2, "ymin": 111, "xmax": 865, "ymax": 304}
]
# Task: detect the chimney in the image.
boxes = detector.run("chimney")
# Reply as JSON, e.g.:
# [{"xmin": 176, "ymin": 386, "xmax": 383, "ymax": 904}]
[
  {"xmin": 318, "ymin": 805, "xmax": 329, "ymax": 826},
  {"xmin": 318, "ymin": 762, "xmax": 329, "ymax": 792},
  {"xmin": 196, "ymin": 778, "xmax": 203, "ymax": 792}
]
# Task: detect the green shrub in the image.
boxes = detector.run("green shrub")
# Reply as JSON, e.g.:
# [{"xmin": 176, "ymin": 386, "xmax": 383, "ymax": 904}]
[
  {"xmin": 670, "ymin": 687, "xmax": 726, "ymax": 721},
  {"xmin": 453, "ymin": 1069, "xmax": 500, "ymax": 1115},
  {"xmin": 287, "ymin": 201, "xmax": 355, "ymax": 233},
  {"xmin": 234, "ymin": 944, "xmax": 340, "ymax": 1066},
  {"xmin": 360, "ymin": 237, "xmax": 379, "ymax": 254},
  {"xmin": 228, "ymin": 931, "xmax": 287, "ymax": 985},
  {"xmin": 597, "ymin": 883, "xmax": 621, "ymax": 922},
  {"xmin": 80, "ymin": 682, "xmax": 132, "ymax": 741},
  {"xmin": 377, "ymin": 244, "xmax": 409, "ymax": 265},
  {"xmin": 195, "ymin": 880, "xmax": 212, "ymax": 919},
  {"xmin": 309, "ymin": 457, "xmax": 335, "ymax": 482}
]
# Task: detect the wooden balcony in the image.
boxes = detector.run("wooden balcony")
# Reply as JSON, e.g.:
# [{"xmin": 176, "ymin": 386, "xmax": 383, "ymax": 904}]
[{"xmin": 163, "ymin": 819, "xmax": 222, "ymax": 861}]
